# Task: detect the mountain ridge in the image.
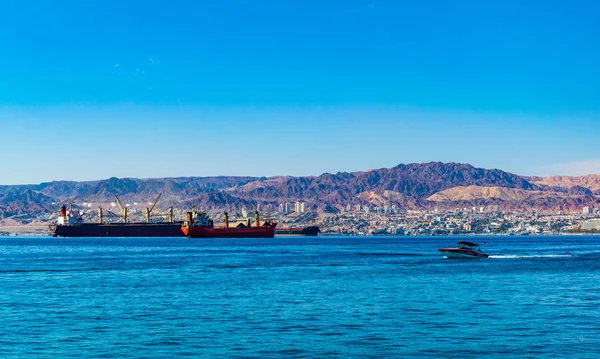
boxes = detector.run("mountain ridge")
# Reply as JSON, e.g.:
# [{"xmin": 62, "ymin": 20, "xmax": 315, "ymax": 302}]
[{"xmin": 1, "ymin": 162, "xmax": 599, "ymax": 221}]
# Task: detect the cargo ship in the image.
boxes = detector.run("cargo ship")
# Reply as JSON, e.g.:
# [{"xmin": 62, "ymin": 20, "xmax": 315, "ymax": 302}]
[
  {"xmin": 49, "ymin": 195, "xmax": 185, "ymax": 237},
  {"xmin": 275, "ymin": 226, "xmax": 320, "ymax": 236},
  {"xmin": 182, "ymin": 211, "xmax": 277, "ymax": 238},
  {"xmin": 51, "ymin": 221, "xmax": 185, "ymax": 237}
]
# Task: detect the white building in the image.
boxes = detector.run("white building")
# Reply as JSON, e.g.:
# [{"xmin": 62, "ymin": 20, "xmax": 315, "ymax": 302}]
[
  {"xmin": 582, "ymin": 219, "xmax": 600, "ymax": 231},
  {"xmin": 487, "ymin": 205, "xmax": 501, "ymax": 213},
  {"xmin": 292, "ymin": 202, "xmax": 307, "ymax": 213}
]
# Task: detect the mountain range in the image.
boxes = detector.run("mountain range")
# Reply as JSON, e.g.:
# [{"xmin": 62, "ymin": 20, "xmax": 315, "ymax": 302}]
[{"xmin": 1, "ymin": 162, "xmax": 599, "ymax": 222}]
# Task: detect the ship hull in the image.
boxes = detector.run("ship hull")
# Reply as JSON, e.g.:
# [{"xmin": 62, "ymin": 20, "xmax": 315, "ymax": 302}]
[
  {"xmin": 275, "ymin": 226, "xmax": 320, "ymax": 236},
  {"xmin": 438, "ymin": 248, "xmax": 489, "ymax": 259},
  {"xmin": 51, "ymin": 223, "xmax": 185, "ymax": 237},
  {"xmin": 183, "ymin": 224, "xmax": 277, "ymax": 238}
]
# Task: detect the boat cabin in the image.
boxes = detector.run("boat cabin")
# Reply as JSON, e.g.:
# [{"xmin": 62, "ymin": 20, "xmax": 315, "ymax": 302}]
[{"xmin": 457, "ymin": 241, "xmax": 482, "ymax": 251}]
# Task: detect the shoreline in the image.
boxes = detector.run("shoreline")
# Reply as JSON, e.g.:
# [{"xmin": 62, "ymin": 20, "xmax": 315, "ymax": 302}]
[{"xmin": 2, "ymin": 226, "xmax": 600, "ymax": 238}]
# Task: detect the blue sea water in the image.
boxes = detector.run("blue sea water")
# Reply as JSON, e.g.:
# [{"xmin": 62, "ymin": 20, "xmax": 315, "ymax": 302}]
[{"xmin": 0, "ymin": 236, "xmax": 599, "ymax": 358}]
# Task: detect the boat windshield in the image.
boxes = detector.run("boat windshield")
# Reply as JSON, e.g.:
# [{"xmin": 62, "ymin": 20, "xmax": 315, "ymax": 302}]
[{"xmin": 457, "ymin": 241, "xmax": 480, "ymax": 249}]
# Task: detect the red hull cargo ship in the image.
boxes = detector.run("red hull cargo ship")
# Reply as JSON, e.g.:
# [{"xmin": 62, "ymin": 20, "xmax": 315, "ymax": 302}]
[{"xmin": 182, "ymin": 211, "xmax": 277, "ymax": 238}]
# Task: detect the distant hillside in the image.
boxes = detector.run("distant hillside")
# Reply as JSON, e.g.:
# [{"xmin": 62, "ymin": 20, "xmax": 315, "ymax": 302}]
[
  {"xmin": 427, "ymin": 186, "xmax": 533, "ymax": 202},
  {"xmin": 527, "ymin": 175, "xmax": 600, "ymax": 192},
  {"xmin": 0, "ymin": 162, "xmax": 599, "ymax": 222},
  {"xmin": 31, "ymin": 176, "xmax": 260, "ymax": 201},
  {"xmin": 227, "ymin": 162, "xmax": 537, "ymax": 204},
  {"xmin": 0, "ymin": 189, "xmax": 56, "ymax": 218}
]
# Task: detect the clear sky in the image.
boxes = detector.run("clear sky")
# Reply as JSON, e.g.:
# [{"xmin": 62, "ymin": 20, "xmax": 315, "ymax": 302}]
[{"xmin": 1, "ymin": 0, "xmax": 599, "ymax": 184}]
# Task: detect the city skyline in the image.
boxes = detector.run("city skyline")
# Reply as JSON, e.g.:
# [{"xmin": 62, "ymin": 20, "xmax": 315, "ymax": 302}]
[{"xmin": 1, "ymin": 1, "xmax": 599, "ymax": 184}]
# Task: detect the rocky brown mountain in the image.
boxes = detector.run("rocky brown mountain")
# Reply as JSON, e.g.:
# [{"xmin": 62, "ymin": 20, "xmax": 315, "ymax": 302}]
[
  {"xmin": 227, "ymin": 162, "xmax": 536, "ymax": 204},
  {"xmin": 0, "ymin": 189, "xmax": 56, "ymax": 218}
]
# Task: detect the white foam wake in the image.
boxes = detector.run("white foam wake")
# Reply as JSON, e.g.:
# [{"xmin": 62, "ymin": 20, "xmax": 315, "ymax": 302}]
[{"xmin": 489, "ymin": 254, "xmax": 573, "ymax": 259}]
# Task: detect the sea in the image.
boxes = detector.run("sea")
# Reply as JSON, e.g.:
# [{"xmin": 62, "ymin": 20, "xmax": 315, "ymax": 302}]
[{"xmin": 0, "ymin": 235, "xmax": 599, "ymax": 358}]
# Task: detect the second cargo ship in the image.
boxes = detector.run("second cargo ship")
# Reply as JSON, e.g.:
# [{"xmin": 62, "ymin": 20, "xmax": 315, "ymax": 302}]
[{"xmin": 182, "ymin": 211, "xmax": 277, "ymax": 238}]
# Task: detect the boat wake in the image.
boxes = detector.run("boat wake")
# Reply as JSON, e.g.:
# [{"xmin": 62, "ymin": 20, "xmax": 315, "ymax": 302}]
[
  {"xmin": 488, "ymin": 254, "xmax": 573, "ymax": 259},
  {"xmin": 358, "ymin": 252, "xmax": 425, "ymax": 257}
]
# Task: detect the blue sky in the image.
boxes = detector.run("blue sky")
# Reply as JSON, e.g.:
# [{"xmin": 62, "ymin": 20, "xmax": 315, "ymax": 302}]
[{"xmin": 0, "ymin": 0, "xmax": 599, "ymax": 184}]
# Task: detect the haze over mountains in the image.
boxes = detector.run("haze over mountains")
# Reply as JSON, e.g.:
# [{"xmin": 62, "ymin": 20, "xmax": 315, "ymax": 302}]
[{"xmin": 1, "ymin": 162, "xmax": 599, "ymax": 222}]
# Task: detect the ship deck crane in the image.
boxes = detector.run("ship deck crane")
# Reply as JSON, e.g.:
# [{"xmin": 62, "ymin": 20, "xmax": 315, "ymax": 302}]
[
  {"xmin": 114, "ymin": 195, "xmax": 127, "ymax": 223},
  {"xmin": 145, "ymin": 193, "xmax": 162, "ymax": 223}
]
